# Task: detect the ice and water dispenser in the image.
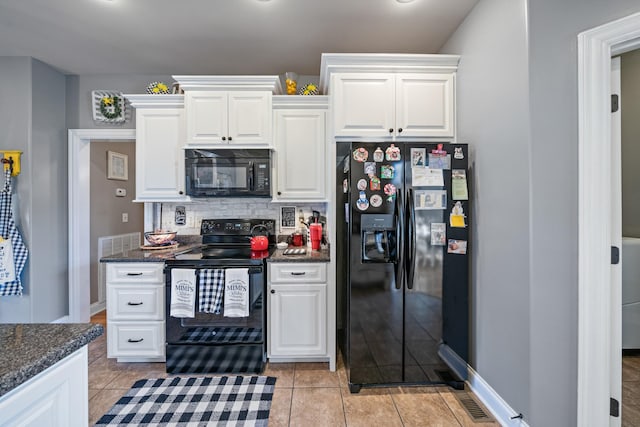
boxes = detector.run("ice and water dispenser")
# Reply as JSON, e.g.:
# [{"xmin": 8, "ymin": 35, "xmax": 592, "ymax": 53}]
[{"xmin": 361, "ymin": 214, "xmax": 397, "ymax": 263}]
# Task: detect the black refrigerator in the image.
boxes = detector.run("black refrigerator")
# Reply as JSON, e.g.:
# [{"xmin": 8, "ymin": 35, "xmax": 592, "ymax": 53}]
[{"xmin": 336, "ymin": 141, "xmax": 470, "ymax": 393}]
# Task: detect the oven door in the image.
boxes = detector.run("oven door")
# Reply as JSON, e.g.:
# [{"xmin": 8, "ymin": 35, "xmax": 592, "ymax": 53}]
[{"xmin": 164, "ymin": 263, "xmax": 266, "ymax": 374}]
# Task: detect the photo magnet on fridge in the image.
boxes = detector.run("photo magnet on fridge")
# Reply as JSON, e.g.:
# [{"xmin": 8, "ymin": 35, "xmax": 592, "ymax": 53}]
[
  {"xmin": 411, "ymin": 148, "xmax": 426, "ymax": 167},
  {"xmin": 412, "ymin": 167, "xmax": 444, "ymax": 187},
  {"xmin": 431, "ymin": 223, "xmax": 446, "ymax": 246},
  {"xmin": 415, "ymin": 190, "xmax": 447, "ymax": 210},
  {"xmin": 381, "ymin": 165, "xmax": 394, "ymax": 179},
  {"xmin": 447, "ymin": 239, "xmax": 467, "ymax": 254},
  {"xmin": 449, "ymin": 201, "xmax": 467, "ymax": 228},
  {"xmin": 373, "ymin": 147, "xmax": 384, "ymax": 162},
  {"xmin": 364, "ymin": 162, "xmax": 376, "ymax": 176},
  {"xmin": 451, "ymin": 169, "xmax": 469, "ymax": 200}
]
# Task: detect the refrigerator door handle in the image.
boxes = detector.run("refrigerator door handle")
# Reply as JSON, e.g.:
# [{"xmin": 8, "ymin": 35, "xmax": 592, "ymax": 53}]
[
  {"xmin": 407, "ymin": 188, "xmax": 416, "ymax": 289},
  {"xmin": 394, "ymin": 191, "xmax": 404, "ymax": 289}
]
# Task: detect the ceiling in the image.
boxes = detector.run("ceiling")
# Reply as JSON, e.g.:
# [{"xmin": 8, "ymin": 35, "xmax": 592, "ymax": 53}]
[{"xmin": 0, "ymin": 0, "xmax": 478, "ymax": 76}]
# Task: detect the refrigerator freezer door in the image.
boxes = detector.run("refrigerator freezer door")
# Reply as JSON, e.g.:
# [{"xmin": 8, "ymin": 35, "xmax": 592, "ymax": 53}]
[{"xmin": 347, "ymin": 142, "xmax": 405, "ymax": 387}]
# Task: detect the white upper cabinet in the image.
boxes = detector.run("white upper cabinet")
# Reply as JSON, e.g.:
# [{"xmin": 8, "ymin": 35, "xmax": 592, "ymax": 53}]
[
  {"xmin": 320, "ymin": 53, "xmax": 459, "ymax": 140},
  {"xmin": 174, "ymin": 75, "xmax": 282, "ymax": 148},
  {"xmin": 185, "ymin": 91, "xmax": 272, "ymax": 146},
  {"xmin": 332, "ymin": 73, "xmax": 395, "ymax": 138},
  {"xmin": 125, "ymin": 95, "xmax": 188, "ymax": 202},
  {"xmin": 395, "ymin": 73, "xmax": 455, "ymax": 138},
  {"xmin": 272, "ymin": 96, "xmax": 328, "ymax": 201}
]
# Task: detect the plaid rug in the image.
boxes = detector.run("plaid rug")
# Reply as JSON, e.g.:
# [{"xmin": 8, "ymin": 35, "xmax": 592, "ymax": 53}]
[{"xmin": 95, "ymin": 376, "xmax": 276, "ymax": 426}]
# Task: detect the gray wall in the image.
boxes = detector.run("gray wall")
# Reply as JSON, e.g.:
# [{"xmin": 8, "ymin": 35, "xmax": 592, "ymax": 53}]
[
  {"xmin": 0, "ymin": 58, "xmax": 68, "ymax": 322},
  {"xmin": 444, "ymin": 0, "xmax": 640, "ymax": 424},
  {"xmin": 528, "ymin": 1, "xmax": 640, "ymax": 425},
  {"xmin": 65, "ymin": 74, "xmax": 174, "ymax": 129},
  {"xmin": 440, "ymin": 0, "xmax": 531, "ymax": 418},
  {"xmin": 30, "ymin": 59, "xmax": 68, "ymax": 322},
  {"xmin": 90, "ymin": 140, "xmax": 143, "ymax": 303},
  {"xmin": 0, "ymin": 57, "xmax": 32, "ymax": 321},
  {"xmin": 622, "ymin": 49, "xmax": 640, "ymax": 237}
]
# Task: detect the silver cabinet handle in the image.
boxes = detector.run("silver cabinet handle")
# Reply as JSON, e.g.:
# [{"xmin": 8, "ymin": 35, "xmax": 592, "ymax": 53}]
[
  {"xmin": 290, "ymin": 272, "xmax": 306, "ymax": 276},
  {"xmin": 127, "ymin": 301, "xmax": 143, "ymax": 306},
  {"xmin": 127, "ymin": 338, "xmax": 144, "ymax": 343}
]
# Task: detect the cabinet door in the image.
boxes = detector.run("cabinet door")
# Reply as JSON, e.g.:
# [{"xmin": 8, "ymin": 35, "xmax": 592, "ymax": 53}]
[
  {"xmin": 135, "ymin": 108, "xmax": 187, "ymax": 200},
  {"xmin": 396, "ymin": 73, "xmax": 455, "ymax": 138},
  {"xmin": 332, "ymin": 73, "xmax": 395, "ymax": 138},
  {"xmin": 228, "ymin": 91, "xmax": 272, "ymax": 145},
  {"xmin": 274, "ymin": 109, "xmax": 326, "ymax": 200},
  {"xmin": 0, "ymin": 348, "xmax": 88, "ymax": 427},
  {"xmin": 269, "ymin": 283, "xmax": 326, "ymax": 357},
  {"xmin": 185, "ymin": 91, "xmax": 228, "ymax": 145}
]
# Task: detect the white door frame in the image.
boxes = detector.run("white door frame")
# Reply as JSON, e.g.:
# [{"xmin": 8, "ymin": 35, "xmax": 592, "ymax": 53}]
[
  {"xmin": 68, "ymin": 128, "xmax": 136, "ymax": 323},
  {"xmin": 578, "ymin": 12, "xmax": 640, "ymax": 426}
]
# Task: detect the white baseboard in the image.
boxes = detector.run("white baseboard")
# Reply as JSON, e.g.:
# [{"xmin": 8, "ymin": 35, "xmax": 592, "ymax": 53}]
[
  {"xmin": 90, "ymin": 302, "xmax": 106, "ymax": 317},
  {"xmin": 51, "ymin": 316, "xmax": 70, "ymax": 323},
  {"xmin": 438, "ymin": 343, "xmax": 468, "ymax": 381},
  {"xmin": 466, "ymin": 365, "xmax": 530, "ymax": 427}
]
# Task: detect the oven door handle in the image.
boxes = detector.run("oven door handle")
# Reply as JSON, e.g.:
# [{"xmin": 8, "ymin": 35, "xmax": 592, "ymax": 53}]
[{"xmin": 165, "ymin": 265, "xmax": 264, "ymax": 274}]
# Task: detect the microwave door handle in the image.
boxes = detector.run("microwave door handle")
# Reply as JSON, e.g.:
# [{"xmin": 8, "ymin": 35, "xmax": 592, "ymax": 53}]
[{"xmin": 248, "ymin": 161, "xmax": 254, "ymax": 191}]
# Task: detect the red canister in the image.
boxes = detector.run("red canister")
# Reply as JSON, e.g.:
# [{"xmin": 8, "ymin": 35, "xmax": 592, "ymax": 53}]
[{"xmin": 292, "ymin": 233, "xmax": 304, "ymax": 246}]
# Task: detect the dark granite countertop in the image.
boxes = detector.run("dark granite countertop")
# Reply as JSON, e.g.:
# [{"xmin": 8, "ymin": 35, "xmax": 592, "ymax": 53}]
[
  {"xmin": 100, "ymin": 242, "xmax": 202, "ymax": 262},
  {"xmin": 0, "ymin": 323, "xmax": 104, "ymax": 398},
  {"xmin": 101, "ymin": 236, "xmax": 331, "ymax": 263},
  {"xmin": 268, "ymin": 247, "xmax": 330, "ymax": 263}
]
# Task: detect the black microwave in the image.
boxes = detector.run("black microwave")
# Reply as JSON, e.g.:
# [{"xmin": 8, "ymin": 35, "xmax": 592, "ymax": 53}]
[{"xmin": 185, "ymin": 149, "xmax": 271, "ymax": 197}]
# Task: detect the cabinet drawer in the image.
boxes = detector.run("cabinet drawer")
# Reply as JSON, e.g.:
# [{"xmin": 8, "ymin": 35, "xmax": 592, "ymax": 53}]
[
  {"xmin": 269, "ymin": 263, "xmax": 326, "ymax": 283},
  {"xmin": 107, "ymin": 322, "xmax": 165, "ymax": 358},
  {"xmin": 107, "ymin": 284, "xmax": 164, "ymax": 321},
  {"xmin": 106, "ymin": 263, "xmax": 164, "ymax": 283}
]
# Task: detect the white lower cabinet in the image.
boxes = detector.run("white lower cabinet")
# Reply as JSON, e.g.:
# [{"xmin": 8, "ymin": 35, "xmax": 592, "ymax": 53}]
[
  {"xmin": 0, "ymin": 347, "xmax": 88, "ymax": 427},
  {"xmin": 106, "ymin": 262, "xmax": 165, "ymax": 362},
  {"xmin": 268, "ymin": 262, "xmax": 328, "ymax": 360}
]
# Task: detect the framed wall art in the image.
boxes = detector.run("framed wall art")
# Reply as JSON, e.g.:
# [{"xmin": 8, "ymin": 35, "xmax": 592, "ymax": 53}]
[
  {"xmin": 107, "ymin": 151, "xmax": 128, "ymax": 181},
  {"xmin": 280, "ymin": 206, "xmax": 297, "ymax": 229}
]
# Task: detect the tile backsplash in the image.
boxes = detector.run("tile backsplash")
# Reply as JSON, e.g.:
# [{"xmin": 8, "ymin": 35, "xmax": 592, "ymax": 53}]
[{"xmin": 158, "ymin": 199, "xmax": 327, "ymax": 237}]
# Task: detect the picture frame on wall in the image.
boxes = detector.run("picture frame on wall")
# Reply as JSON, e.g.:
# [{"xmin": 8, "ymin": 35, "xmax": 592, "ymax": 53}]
[
  {"xmin": 280, "ymin": 206, "xmax": 297, "ymax": 229},
  {"xmin": 107, "ymin": 151, "xmax": 128, "ymax": 181}
]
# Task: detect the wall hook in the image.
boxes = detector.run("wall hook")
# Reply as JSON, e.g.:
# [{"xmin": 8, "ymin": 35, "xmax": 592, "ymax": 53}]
[{"xmin": 0, "ymin": 151, "xmax": 22, "ymax": 176}]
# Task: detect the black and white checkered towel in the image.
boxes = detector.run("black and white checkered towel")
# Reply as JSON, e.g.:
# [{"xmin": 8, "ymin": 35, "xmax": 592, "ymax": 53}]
[
  {"xmin": 0, "ymin": 169, "xmax": 27, "ymax": 296},
  {"xmin": 95, "ymin": 376, "xmax": 276, "ymax": 426},
  {"xmin": 199, "ymin": 268, "xmax": 225, "ymax": 314}
]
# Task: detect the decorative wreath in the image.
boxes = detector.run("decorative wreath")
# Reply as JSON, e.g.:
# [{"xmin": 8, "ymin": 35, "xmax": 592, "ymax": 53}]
[{"xmin": 99, "ymin": 96, "xmax": 122, "ymax": 119}]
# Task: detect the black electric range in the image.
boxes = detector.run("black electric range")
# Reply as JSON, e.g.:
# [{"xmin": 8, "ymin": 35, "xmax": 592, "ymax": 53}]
[
  {"xmin": 164, "ymin": 218, "xmax": 276, "ymax": 374},
  {"xmin": 168, "ymin": 218, "xmax": 277, "ymax": 266}
]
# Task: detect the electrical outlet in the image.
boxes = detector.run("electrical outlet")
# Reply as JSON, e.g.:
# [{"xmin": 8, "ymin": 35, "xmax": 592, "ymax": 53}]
[
  {"xmin": 115, "ymin": 188, "xmax": 126, "ymax": 197},
  {"xmin": 122, "ymin": 213, "xmax": 129, "ymax": 223}
]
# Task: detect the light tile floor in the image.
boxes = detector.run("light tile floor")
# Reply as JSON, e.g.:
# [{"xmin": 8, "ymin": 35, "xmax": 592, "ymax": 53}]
[{"xmin": 88, "ymin": 312, "xmax": 498, "ymax": 426}]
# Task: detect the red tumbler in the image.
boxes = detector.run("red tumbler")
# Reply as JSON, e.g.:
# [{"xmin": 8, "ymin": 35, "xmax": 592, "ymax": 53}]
[{"xmin": 310, "ymin": 223, "xmax": 322, "ymax": 250}]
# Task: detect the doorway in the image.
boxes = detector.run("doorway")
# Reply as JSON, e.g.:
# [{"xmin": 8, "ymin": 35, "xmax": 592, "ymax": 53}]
[
  {"xmin": 68, "ymin": 129, "xmax": 136, "ymax": 323},
  {"xmin": 577, "ymin": 11, "xmax": 640, "ymax": 427}
]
